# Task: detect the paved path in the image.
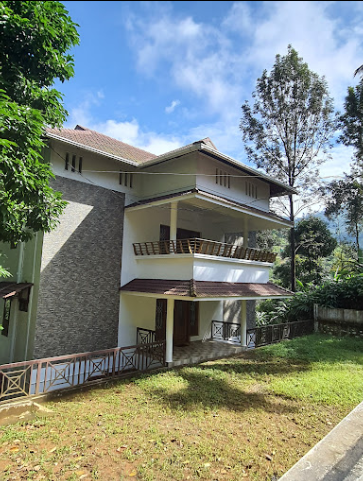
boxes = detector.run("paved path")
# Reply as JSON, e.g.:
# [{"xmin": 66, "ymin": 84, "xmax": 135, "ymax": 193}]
[{"xmin": 279, "ymin": 401, "xmax": 363, "ymax": 480}]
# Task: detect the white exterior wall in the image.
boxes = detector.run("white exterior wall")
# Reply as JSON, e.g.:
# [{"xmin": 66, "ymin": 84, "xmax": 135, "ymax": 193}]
[
  {"xmin": 118, "ymin": 295, "xmax": 156, "ymax": 347},
  {"xmin": 196, "ymin": 156, "xmax": 270, "ymax": 212},
  {"xmin": 133, "ymin": 255, "xmax": 270, "ymax": 283},
  {"xmin": 138, "ymin": 154, "xmax": 197, "ymax": 200},
  {"xmin": 49, "ymin": 141, "xmax": 139, "ymax": 204}
]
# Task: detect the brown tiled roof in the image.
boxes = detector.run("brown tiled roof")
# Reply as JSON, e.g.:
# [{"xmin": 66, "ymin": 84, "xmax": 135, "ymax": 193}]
[
  {"xmin": 46, "ymin": 125, "xmax": 157, "ymax": 163},
  {"xmin": 120, "ymin": 279, "xmax": 294, "ymax": 298},
  {"xmin": 0, "ymin": 282, "xmax": 33, "ymax": 299}
]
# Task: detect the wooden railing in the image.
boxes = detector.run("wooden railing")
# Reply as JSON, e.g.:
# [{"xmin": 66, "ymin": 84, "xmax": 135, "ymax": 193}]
[
  {"xmin": 137, "ymin": 327, "xmax": 156, "ymax": 345},
  {"xmin": 211, "ymin": 320, "xmax": 241, "ymax": 343},
  {"xmin": 0, "ymin": 341, "xmax": 166, "ymax": 404},
  {"xmin": 133, "ymin": 238, "xmax": 277, "ymax": 262},
  {"xmin": 246, "ymin": 319, "xmax": 314, "ymax": 349}
]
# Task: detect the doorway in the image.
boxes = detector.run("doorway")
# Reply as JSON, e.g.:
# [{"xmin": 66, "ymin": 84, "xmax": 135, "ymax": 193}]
[{"xmin": 154, "ymin": 299, "xmax": 199, "ymax": 346}]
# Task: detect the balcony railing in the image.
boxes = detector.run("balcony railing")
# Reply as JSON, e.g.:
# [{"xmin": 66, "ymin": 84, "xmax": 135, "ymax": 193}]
[{"xmin": 133, "ymin": 238, "xmax": 277, "ymax": 263}]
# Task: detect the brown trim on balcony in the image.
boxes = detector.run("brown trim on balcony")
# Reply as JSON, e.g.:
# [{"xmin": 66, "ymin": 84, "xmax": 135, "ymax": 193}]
[
  {"xmin": 120, "ymin": 279, "xmax": 294, "ymax": 299},
  {"xmin": 133, "ymin": 238, "xmax": 277, "ymax": 263}
]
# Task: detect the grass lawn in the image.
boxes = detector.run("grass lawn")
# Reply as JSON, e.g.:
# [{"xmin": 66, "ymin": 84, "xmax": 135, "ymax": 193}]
[{"xmin": 1, "ymin": 333, "xmax": 363, "ymax": 481}]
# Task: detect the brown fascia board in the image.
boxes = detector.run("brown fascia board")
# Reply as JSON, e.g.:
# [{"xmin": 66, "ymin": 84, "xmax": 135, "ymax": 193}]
[{"xmin": 139, "ymin": 143, "xmax": 298, "ymax": 198}]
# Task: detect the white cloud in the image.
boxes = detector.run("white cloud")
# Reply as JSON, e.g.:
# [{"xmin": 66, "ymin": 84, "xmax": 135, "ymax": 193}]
[{"xmin": 165, "ymin": 100, "xmax": 180, "ymax": 114}]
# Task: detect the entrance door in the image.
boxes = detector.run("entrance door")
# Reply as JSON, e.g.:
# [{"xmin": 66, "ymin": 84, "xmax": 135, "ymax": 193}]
[
  {"xmin": 173, "ymin": 301, "xmax": 199, "ymax": 347},
  {"xmin": 173, "ymin": 300, "xmax": 189, "ymax": 346}
]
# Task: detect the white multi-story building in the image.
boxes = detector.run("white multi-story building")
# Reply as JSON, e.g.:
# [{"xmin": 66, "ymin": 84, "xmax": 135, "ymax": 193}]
[{"xmin": 0, "ymin": 125, "xmax": 295, "ymax": 366}]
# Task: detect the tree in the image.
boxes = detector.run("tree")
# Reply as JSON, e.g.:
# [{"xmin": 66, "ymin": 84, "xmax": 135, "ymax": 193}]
[
  {"xmin": 0, "ymin": 1, "xmax": 79, "ymax": 269},
  {"xmin": 324, "ymin": 175, "xmax": 363, "ymax": 265},
  {"xmin": 240, "ymin": 45, "xmax": 336, "ymax": 291},
  {"xmin": 273, "ymin": 216, "xmax": 337, "ymax": 288},
  {"xmin": 337, "ymin": 79, "xmax": 363, "ymax": 167}
]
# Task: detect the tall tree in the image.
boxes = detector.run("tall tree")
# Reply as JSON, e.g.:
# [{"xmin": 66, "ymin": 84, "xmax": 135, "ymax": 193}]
[
  {"xmin": 324, "ymin": 175, "xmax": 363, "ymax": 265},
  {"xmin": 337, "ymin": 79, "xmax": 363, "ymax": 168},
  {"xmin": 0, "ymin": 1, "xmax": 79, "ymax": 267},
  {"xmin": 273, "ymin": 216, "xmax": 337, "ymax": 288},
  {"xmin": 240, "ymin": 45, "xmax": 336, "ymax": 291}
]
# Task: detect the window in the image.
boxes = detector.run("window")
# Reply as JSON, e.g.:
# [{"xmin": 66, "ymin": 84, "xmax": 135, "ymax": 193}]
[
  {"xmin": 1, "ymin": 299, "xmax": 11, "ymax": 337},
  {"xmin": 119, "ymin": 172, "xmax": 133, "ymax": 188},
  {"xmin": 215, "ymin": 169, "xmax": 231, "ymax": 189},
  {"xmin": 246, "ymin": 181, "xmax": 257, "ymax": 199},
  {"xmin": 65, "ymin": 152, "xmax": 83, "ymax": 174}
]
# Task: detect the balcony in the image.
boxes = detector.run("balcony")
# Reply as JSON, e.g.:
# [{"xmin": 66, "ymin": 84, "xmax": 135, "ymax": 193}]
[
  {"xmin": 131, "ymin": 238, "xmax": 276, "ymax": 284},
  {"xmin": 133, "ymin": 238, "xmax": 277, "ymax": 263}
]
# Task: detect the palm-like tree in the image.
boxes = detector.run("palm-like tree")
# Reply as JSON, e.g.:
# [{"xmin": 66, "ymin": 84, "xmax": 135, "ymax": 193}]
[{"xmin": 354, "ymin": 65, "xmax": 363, "ymax": 77}]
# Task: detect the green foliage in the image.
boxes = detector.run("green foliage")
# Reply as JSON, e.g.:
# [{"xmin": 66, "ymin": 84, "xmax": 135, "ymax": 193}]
[
  {"xmin": 240, "ymin": 45, "xmax": 336, "ymax": 290},
  {"xmin": 257, "ymin": 274, "xmax": 363, "ymax": 325},
  {"xmin": 324, "ymin": 175, "xmax": 363, "ymax": 257},
  {"xmin": 240, "ymin": 45, "xmax": 335, "ymax": 194},
  {"xmin": 272, "ymin": 216, "xmax": 337, "ymax": 288},
  {"xmin": 0, "ymin": 1, "xmax": 79, "ymax": 248},
  {"xmin": 337, "ymin": 79, "xmax": 363, "ymax": 166}
]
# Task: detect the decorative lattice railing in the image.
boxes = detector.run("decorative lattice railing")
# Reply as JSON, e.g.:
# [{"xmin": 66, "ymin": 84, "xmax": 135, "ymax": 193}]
[{"xmin": 0, "ymin": 341, "xmax": 165, "ymax": 404}]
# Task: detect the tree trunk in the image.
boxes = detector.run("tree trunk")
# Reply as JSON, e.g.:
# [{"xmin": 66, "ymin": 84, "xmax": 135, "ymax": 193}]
[{"xmin": 289, "ymin": 195, "xmax": 296, "ymax": 292}]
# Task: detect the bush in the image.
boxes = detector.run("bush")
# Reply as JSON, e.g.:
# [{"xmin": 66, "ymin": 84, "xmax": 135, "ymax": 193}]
[{"xmin": 257, "ymin": 274, "xmax": 363, "ymax": 325}]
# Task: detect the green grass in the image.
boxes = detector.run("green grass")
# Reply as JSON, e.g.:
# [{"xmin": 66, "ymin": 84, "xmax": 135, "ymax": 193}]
[{"xmin": 0, "ymin": 333, "xmax": 362, "ymax": 481}]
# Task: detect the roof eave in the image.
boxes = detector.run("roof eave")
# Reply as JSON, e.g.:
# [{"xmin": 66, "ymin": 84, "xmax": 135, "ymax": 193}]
[
  {"xmin": 45, "ymin": 132, "xmax": 139, "ymax": 167},
  {"xmin": 139, "ymin": 142, "xmax": 297, "ymax": 197}
]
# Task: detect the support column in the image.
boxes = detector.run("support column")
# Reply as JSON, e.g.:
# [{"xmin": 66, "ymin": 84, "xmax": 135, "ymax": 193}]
[
  {"xmin": 165, "ymin": 298, "xmax": 175, "ymax": 363},
  {"xmin": 170, "ymin": 201, "xmax": 178, "ymax": 242},
  {"xmin": 243, "ymin": 218, "xmax": 249, "ymax": 248},
  {"xmin": 241, "ymin": 300, "xmax": 247, "ymax": 347}
]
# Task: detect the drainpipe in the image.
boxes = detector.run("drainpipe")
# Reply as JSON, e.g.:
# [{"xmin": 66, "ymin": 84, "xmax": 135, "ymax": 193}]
[
  {"xmin": 165, "ymin": 298, "xmax": 175, "ymax": 363},
  {"xmin": 241, "ymin": 300, "xmax": 247, "ymax": 347}
]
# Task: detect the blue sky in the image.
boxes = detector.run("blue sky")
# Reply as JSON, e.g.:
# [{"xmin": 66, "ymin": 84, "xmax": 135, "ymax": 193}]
[{"xmin": 59, "ymin": 1, "xmax": 363, "ymax": 180}]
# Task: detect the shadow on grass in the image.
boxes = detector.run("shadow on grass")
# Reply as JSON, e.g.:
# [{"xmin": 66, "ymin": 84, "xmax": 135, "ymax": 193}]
[{"xmin": 137, "ymin": 359, "xmax": 309, "ymax": 415}]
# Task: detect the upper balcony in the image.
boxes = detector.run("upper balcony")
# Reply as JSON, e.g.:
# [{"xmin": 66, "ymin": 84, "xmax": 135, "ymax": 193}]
[
  {"xmin": 131, "ymin": 238, "xmax": 276, "ymax": 284},
  {"xmin": 133, "ymin": 238, "xmax": 277, "ymax": 262}
]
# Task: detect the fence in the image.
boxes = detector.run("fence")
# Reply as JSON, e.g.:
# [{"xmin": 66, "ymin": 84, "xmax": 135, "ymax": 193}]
[
  {"xmin": 0, "ymin": 341, "xmax": 166, "ymax": 404},
  {"xmin": 246, "ymin": 319, "xmax": 314, "ymax": 349},
  {"xmin": 314, "ymin": 305, "xmax": 363, "ymax": 338}
]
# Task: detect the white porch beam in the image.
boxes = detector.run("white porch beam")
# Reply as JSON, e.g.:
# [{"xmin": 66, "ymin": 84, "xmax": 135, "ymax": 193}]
[
  {"xmin": 165, "ymin": 298, "xmax": 175, "ymax": 363},
  {"xmin": 241, "ymin": 300, "xmax": 247, "ymax": 347}
]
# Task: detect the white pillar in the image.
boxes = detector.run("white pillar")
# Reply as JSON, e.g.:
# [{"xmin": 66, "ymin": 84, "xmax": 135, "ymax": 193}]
[
  {"xmin": 243, "ymin": 217, "xmax": 249, "ymax": 248},
  {"xmin": 241, "ymin": 300, "xmax": 247, "ymax": 347},
  {"xmin": 165, "ymin": 298, "xmax": 175, "ymax": 363},
  {"xmin": 170, "ymin": 201, "xmax": 178, "ymax": 242}
]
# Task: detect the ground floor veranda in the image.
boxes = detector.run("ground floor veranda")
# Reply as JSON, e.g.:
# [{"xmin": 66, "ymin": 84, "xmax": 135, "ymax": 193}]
[{"xmin": 119, "ymin": 279, "xmax": 294, "ymax": 366}]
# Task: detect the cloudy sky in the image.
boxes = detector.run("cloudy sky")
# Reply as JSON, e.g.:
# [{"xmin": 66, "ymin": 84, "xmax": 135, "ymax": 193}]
[{"xmin": 60, "ymin": 1, "xmax": 363, "ymax": 180}]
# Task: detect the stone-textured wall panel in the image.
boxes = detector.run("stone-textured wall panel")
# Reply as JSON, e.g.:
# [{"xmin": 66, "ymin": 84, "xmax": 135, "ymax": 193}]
[{"xmin": 33, "ymin": 177, "xmax": 124, "ymax": 359}]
